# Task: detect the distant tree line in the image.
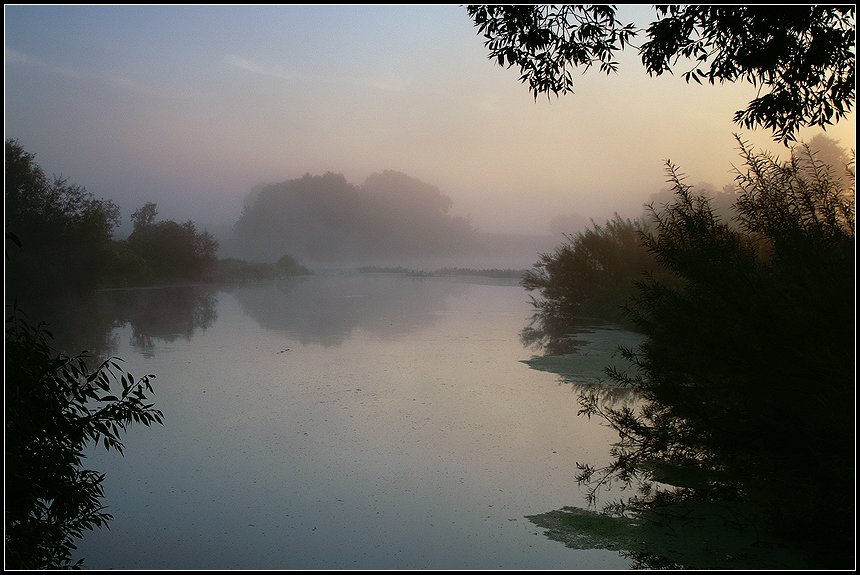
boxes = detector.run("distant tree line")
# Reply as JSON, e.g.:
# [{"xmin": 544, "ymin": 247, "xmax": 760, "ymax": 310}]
[
  {"xmin": 234, "ymin": 170, "xmax": 480, "ymax": 262},
  {"xmin": 5, "ymin": 139, "xmax": 311, "ymax": 307},
  {"xmin": 5, "ymin": 140, "xmax": 122, "ymax": 297},
  {"xmin": 5, "ymin": 140, "xmax": 215, "ymax": 298}
]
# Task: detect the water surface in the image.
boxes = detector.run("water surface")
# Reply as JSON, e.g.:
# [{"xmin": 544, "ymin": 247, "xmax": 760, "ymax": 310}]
[{"xmin": 70, "ymin": 273, "xmax": 632, "ymax": 569}]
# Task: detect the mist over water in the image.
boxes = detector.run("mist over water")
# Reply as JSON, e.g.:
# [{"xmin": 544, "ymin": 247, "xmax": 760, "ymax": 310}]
[
  {"xmin": 65, "ymin": 275, "xmax": 632, "ymax": 570},
  {"xmin": 6, "ymin": 6, "xmax": 854, "ymax": 570}
]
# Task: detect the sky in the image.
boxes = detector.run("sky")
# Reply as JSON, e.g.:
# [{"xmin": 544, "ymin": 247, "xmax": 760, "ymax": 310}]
[{"xmin": 5, "ymin": 4, "xmax": 856, "ymax": 239}]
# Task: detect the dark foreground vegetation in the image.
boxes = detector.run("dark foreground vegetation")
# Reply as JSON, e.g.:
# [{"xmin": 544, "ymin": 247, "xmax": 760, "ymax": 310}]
[
  {"xmin": 521, "ymin": 139, "xmax": 855, "ymax": 569},
  {"xmin": 5, "ymin": 306, "xmax": 164, "ymax": 569},
  {"xmin": 469, "ymin": 5, "xmax": 855, "ymax": 568}
]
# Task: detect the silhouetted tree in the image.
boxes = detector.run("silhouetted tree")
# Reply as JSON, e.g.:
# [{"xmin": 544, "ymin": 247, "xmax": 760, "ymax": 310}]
[
  {"xmin": 466, "ymin": 5, "xmax": 855, "ymax": 144},
  {"xmin": 5, "ymin": 307, "xmax": 164, "ymax": 569},
  {"xmin": 126, "ymin": 204, "xmax": 218, "ymax": 282},
  {"xmin": 131, "ymin": 202, "xmax": 158, "ymax": 233},
  {"xmin": 470, "ymin": 4, "xmax": 856, "ymax": 567},
  {"xmin": 5, "ymin": 139, "xmax": 122, "ymax": 298}
]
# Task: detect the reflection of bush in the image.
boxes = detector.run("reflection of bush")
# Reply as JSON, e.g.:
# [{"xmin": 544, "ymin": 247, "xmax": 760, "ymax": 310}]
[{"xmin": 528, "ymin": 498, "xmax": 809, "ymax": 570}]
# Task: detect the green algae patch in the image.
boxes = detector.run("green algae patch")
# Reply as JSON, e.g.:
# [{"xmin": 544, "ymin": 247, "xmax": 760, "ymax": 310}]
[
  {"xmin": 522, "ymin": 326, "xmax": 645, "ymax": 384},
  {"xmin": 526, "ymin": 506, "xmax": 640, "ymax": 552}
]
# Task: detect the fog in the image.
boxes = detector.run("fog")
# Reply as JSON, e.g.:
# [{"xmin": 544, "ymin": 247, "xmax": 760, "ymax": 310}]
[{"xmin": 5, "ymin": 5, "xmax": 855, "ymax": 264}]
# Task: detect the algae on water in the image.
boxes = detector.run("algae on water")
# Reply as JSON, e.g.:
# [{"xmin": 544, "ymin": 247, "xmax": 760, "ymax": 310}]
[{"xmin": 521, "ymin": 326, "xmax": 645, "ymax": 385}]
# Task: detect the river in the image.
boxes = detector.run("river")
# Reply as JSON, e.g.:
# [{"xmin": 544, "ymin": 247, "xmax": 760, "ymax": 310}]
[{"xmin": 55, "ymin": 272, "xmax": 634, "ymax": 569}]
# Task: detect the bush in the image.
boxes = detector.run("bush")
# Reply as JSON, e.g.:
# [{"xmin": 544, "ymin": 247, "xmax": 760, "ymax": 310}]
[
  {"xmin": 576, "ymin": 137, "xmax": 855, "ymax": 568},
  {"xmin": 5, "ymin": 307, "xmax": 164, "ymax": 568},
  {"xmin": 521, "ymin": 215, "xmax": 660, "ymax": 353}
]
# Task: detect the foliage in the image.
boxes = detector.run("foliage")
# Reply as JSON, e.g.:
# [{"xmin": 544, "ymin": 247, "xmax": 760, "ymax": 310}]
[
  {"xmin": 5, "ymin": 139, "xmax": 122, "ymax": 296},
  {"xmin": 5, "ymin": 141, "xmax": 222, "ymax": 297},
  {"xmin": 641, "ymin": 181, "xmax": 740, "ymax": 228},
  {"xmin": 234, "ymin": 171, "xmax": 479, "ymax": 262},
  {"xmin": 520, "ymin": 215, "xmax": 659, "ymax": 352},
  {"xmin": 466, "ymin": 5, "xmax": 855, "ymax": 144},
  {"xmin": 5, "ymin": 307, "xmax": 164, "ymax": 569},
  {"xmin": 467, "ymin": 6, "xmax": 636, "ymax": 95},
  {"xmin": 573, "ymin": 138, "xmax": 855, "ymax": 568},
  {"xmin": 125, "ymin": 204, "xmax": 219, "ymax": 283},
  {"xmin": 130, "ymin": 201, "xmax": 158, "ymax": 232}
]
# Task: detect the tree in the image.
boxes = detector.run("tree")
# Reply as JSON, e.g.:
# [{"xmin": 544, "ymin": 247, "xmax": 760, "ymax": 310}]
[
  {"xmin": 126, "ymin": 204, "xmax": 219, "ymax": 282},
  {"xmin": 466, "ymin": 5, "xmax": 855, "ymax": 144},
  {"xmin": 5, "ymin": 307, "xmax": 164, "ymax": 569},
  {"xmin": 233, "ymin": 171, "xmax": 478, "ymax": 262},
  {"xmin": 131, "ymin": 202, "xmax": 158, "ymax": 233},
  {"xmin": 574, "ymin": 139, "xmax": 855, "ymax": 568},
  {"xmin": 5, "ymin": 139, "xmax": 122, "ymax": 297}
]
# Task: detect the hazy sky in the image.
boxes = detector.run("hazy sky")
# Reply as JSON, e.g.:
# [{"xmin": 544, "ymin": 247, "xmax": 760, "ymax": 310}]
[{"xmin": 5, "ymin": 5, "xmax": 856, "ymax": 237}]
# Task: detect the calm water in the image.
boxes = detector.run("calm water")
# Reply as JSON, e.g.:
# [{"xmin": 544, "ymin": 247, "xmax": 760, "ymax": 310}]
[{"xmin": 64, "ymin": 273, "xmax": 632, "ymax": 569}]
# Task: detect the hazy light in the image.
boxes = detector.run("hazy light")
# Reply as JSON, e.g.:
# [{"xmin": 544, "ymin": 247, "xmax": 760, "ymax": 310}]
[{"xmin": 5, "ymin": 5, "xmax": 855, "ymax": 238}]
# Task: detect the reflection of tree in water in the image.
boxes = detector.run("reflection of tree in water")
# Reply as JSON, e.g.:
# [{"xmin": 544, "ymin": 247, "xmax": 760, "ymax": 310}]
[
  {"xmin": 6, "ymin": 285, "xmax": 218, "ymax": 360},
  {"xmin": 232, "ymin": 275, "xmax": 466, "ymax": 347},
  {"xmin": 104, "ymin": 286, "xmax": 218, "ymax": 357},
  {"xmin": 7, "ymin": 292, "xmax": 122, "ymax": 360},
  {"xmin": 521, "ymin": 326, "xmax": 814, "ymax": 570}
]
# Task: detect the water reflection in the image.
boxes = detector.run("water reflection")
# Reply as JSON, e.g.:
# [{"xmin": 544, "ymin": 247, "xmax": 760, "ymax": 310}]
[
  {"xmin": 12, "ymin": 275, "xmax": 463, "ymax": 359},
  {"xmin": 65, "ymin": 274, "xmax": 633, "ymax": 569},
  {"xmin": 101, "ymin": 286, "xmax": 218, "ymax": 357},
  {"xmin": 6, "ymin": 289, "xmax": 121, "ymax": 359},
  {"xmin": 230, "ymin": 274, "xmax": 467, "ymax": 347},
  {"xmin": 7, "ymin": 284, "xmax": 218, "ymax": 359}
]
